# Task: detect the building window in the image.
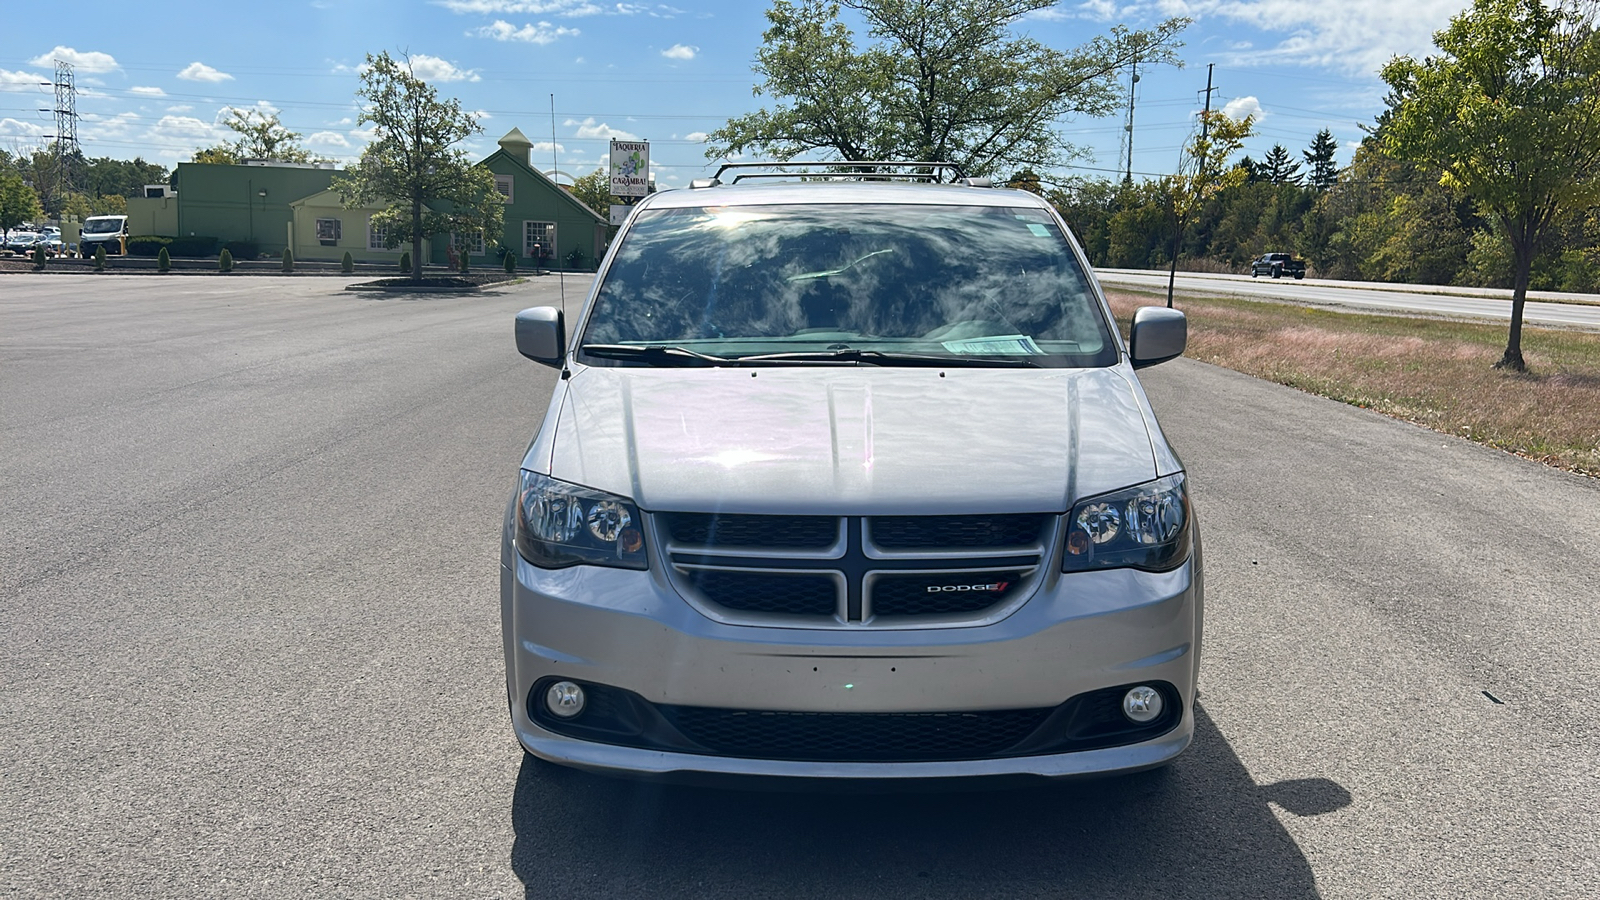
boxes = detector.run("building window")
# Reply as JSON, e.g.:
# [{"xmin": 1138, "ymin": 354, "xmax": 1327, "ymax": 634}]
[
  {"xmin": 315, "ymin": 217, "xmax": 341, "ymax": 245},
  {"xmin": 523, "ymin": 221, "xmax": 556, "ymax": 260},
  {"xmin": 452, "ymin": 230, "xmax": 486, "ymax": 255},
  {"xmin": 368, "ymin": 219, "xmax": 391, "ymax": 252},
  {"xmin": 494, "ymin": 174, "xmax": 514, "ymax": 203}
]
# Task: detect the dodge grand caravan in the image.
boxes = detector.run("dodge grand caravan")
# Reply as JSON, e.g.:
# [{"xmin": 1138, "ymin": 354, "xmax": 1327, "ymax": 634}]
[{"xmin": 502, "ymin": 162, "xmax": 1201, "ymax": 781}]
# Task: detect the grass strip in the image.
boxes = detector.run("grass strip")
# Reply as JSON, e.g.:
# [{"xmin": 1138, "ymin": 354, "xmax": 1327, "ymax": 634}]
[{"xmin": 1107, "ymin": 290, "xmax": 1600, "ymax": 478}]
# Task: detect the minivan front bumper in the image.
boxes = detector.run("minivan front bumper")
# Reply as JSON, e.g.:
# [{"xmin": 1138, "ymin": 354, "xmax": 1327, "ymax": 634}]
[{"xmin": 501, "ymin": 533, "xmax": 1202, "ymax": 780}]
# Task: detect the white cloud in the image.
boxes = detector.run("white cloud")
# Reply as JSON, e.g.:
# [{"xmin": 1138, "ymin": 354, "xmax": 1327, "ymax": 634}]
[
  {"xmin": 1187, "ymin": 0, "xmax": 1468, "ymax": 75},
  {"xmin": 564, "ymin": 116, "xmax": 640, "ymax": 141},
  {"xmin": 407, "ymin": 54, "xmax": 481, "ymax": 82},
  {"xmin": 83, "ymin": 111, "xmax": 143, "ymax": 140},
  {"xmin": 167, "ymin": 104, "xmax": 194, "ymax": 113},
  {"xmin": 661, "ymin": 43, "xmax": 697, "ymax": 60},
  {"xmin": 307, "ymin": 131, "xmax": 353, "ymax": 148},
  {"xmin": 129, "ymin": 86, "xmax": 167, "ymax": 97},
  {"xmin": 0, "ymin": 117, "xmax": 47, "ymax": 139},
  {"xmin": 473, "ymin": 110, "xmax": 493, "ymax": 120},
  {"xmin": 531, "ymin": 140, "xmax": 565, "ymax": 152},
  {"xmin": 28, "ymin": 47, "xmax": 119, "ymax": 73},
  {"xmin": 154, "ymin": 115, "xmax": 221, "ymax": 141},
  {"xmin": 1, "ymin": 68, "xmax": 49, "ymax": 90},
  {"xmin": 683, "ymin": 131, "xmax": 708, "ymax": 142},
  {"xmin": 474, "ymin": 20, "xmax": 580, "ymax": 43},
  {"xmin": 1223, "ymin": 95, "xmax": 1263, "ymax": 122},
  {"xmin": 178, "ymin": 62, "xmax": 233, "ymax": 82}
]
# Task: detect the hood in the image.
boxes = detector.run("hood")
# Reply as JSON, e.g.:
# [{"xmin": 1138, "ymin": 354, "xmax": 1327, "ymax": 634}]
[{"xmin": 541, "ymin": 364, "xmax": 1159, "ymax": 515}]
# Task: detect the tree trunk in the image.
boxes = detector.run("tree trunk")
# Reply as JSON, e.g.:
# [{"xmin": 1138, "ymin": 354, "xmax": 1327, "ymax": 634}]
[
  {"xmin": 411, "ymin": 197, "xmax": 424, "ymax": 280},
  {"xmin": 1166, "ymin": 212, "xmax": 1183, "ymax": 309},
  {"xmin": 1495, "ymin": 241, "xmax": 1533, "ymax": 372}
]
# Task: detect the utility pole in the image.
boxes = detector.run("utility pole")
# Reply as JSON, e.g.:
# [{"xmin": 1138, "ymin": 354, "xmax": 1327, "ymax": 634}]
[
  {"xmin": 1119, "ymin": 56, "xmax": 1139, "ymax": 185},
  {"xmin": 48, "ymin": 59, "xmax": 80, "ymax": 214},
  {"xmin": 1169, "ymin": 63, "xmax": 1217, "ymax": 310}
]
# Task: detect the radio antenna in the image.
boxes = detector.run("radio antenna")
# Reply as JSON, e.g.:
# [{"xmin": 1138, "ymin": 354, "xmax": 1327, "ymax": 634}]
[{"xmin": 551, "ymin": 92, "xmax": 566, "ymax": 319}]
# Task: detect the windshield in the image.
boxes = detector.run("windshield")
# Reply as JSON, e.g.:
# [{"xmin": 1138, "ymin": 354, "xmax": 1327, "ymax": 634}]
[
  {"xmin": 580, "ymin": 203, "xmax": 1117, "ymax": 367},
  {"xmin": 83, "ymin": 219, "xmax": 124, "ymax": 234}
]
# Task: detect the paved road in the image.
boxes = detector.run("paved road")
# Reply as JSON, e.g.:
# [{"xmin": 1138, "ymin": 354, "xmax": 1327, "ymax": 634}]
[
  {"xmin": 3, "ymin": 276, "xmax": 1595, "ymax": 898},
  {"xmin": 1096, "ymin": 268, "xmax": 1600, "ymax": 330}
]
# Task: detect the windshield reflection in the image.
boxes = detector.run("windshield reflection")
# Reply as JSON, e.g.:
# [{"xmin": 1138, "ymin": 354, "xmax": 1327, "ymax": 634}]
[{"xmin": 582, "ymin": 203, "xmax": 1116, "ymax": 367}]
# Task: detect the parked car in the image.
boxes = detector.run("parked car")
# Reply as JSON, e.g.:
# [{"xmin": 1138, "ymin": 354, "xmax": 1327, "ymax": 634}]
[
  {"xmin": 502, "ymin": 162, "xmax": 1203, "ymax": 783},
  {"xmin": 1250, "ymin": 252, "xmax": 1306, "ymax": 279},
  {"xmin": 79, "ymin": 215, "xmax": 130, "ymax": 257},
  {"xmin": 5, "ymin": 231, "xmax": 40, "ymax": 254},
  {"xmin": 34, "ymin": 234, "xmax": 65, "ymax": 255}
]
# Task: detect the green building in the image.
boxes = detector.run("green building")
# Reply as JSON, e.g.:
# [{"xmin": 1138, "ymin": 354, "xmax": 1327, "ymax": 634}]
[{"xmin": 124, "ymin": 128, "xmax": 610, "ymax": 268}]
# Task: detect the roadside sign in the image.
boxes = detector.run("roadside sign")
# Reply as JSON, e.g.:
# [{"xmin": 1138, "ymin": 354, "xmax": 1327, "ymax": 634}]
[
  {"xmin": 609, "ymin": 204, "xmax": 631, "ymax": 226},
  {"xmin": 610, "ymin": 140, "xmax": 649, "ymax": 198}
]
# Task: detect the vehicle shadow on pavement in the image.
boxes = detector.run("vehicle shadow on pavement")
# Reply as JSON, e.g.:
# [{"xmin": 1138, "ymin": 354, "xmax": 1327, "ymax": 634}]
[{"xmin": 509, "ymin": 704, "xmax": 1350, "ymax": 899}]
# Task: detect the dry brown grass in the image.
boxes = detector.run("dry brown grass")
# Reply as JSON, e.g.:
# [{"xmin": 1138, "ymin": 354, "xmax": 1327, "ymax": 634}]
[{"xmin": 1107, "ymin": 291, "xmax": 1600, "ymax": 477}]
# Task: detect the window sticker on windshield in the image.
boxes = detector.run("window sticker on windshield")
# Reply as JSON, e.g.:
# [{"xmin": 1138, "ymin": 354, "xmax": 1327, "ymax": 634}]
[
  {"xmin": 941, "ymin": 335, "xmax": 1044, "ymax": 355},
  {"xmin": 1026, "ymin": 224, "xmax": 1051, "ymax": 237}
]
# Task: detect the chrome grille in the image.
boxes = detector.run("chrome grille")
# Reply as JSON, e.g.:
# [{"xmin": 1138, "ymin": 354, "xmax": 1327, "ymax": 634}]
[{"xmin": 662, "ymin": 513, "xmax": 1051, "ymax": 627}]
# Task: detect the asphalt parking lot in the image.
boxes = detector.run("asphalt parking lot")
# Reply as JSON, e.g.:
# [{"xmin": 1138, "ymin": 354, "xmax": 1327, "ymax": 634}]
[{"xmin": 3, "ymin": 275, "xmax": 1595, "ymax": 898}]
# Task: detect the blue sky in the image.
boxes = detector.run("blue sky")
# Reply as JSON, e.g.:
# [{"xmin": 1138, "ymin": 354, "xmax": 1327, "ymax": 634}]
[{"xmin": 1, "ymin": 0, "xmax": 1472, "ymax": 189}]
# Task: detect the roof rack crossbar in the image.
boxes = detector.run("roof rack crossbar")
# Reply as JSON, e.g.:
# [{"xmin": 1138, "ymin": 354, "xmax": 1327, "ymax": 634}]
[
  {"xmin": 711, "ymin": 160, "xmax": 969, "ymax": 184},
  {"xmin": 728, "ymin": 171, "xmax": 943, "ymax": 184}
]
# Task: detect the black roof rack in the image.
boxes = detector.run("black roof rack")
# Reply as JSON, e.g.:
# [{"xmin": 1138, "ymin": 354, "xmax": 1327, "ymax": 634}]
[{"xmin": 701, "ymin": 161, "xmax": 983, "ymax": 187}]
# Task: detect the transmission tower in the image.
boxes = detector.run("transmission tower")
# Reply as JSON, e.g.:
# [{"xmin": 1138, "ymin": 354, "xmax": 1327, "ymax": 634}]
[
  {"xmin": 48, "ymin": 59, "xmax": 81, "ymax": 210},
  {"xmin": 1117, "ymin": 57, "xmax": 1139, "ymax": 185}
]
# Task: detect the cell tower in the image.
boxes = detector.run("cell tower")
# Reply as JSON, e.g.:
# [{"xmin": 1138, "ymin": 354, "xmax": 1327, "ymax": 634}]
[
  {"xmin": 49, "ymin": 59, "xmax": 81, "ymax": 207},
  {"xmin": 1117, "ymin": 58, "xmax": 1139, "ymax": 185}
]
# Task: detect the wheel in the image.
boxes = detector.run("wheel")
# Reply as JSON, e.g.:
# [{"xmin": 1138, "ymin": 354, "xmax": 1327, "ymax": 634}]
[
  {"xmin": 1271, "ymin": 266, "xmax": 1281, "ymax": 279},
  {"xmin": 1250, "ymin": 270, "xmax": 1258, "ymax": 278},
  {"xmin": 1294, "ymin": 272, "xmax": 1304, "ymax": 280}
]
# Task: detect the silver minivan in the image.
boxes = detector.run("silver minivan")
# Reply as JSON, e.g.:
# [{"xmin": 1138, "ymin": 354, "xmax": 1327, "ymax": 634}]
[{"xmin": 502, "ymin": 164, "xmax": 1200, "ymax": 781}]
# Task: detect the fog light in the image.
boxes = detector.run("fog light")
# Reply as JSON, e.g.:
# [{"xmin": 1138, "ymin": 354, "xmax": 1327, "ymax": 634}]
[
  {"xmin": 545, "ymin": 681, "xmax": 586, "ymax": 718},
  {"xmin": 1122, "ymin": 685, "xmax": 1163, "ymax": 723}
]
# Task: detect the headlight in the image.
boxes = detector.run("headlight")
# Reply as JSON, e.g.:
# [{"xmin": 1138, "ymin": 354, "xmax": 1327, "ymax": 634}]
[
  {"xmin": 1062, "ymin": 473, "xmax": 1190, "ymax": 573},
  {"xmin": 515, "ymin": 471, "xmax": 647, "ymax": 569}
]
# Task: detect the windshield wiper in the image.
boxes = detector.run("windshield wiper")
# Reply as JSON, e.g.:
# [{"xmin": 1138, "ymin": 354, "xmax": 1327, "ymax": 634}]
[
  {"xmin": 581, "ymin": 344, "xmax": 733, "ymax": 366},
  {"xmin": 736, "ymin": 348, "xmax": 1042, "ymax": 368}
]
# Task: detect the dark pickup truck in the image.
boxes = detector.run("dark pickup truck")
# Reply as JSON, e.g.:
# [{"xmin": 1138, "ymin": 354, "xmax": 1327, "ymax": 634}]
[{"xmin": 1250, "ymin": 253, "xmax": 1305, "ymax": 279}]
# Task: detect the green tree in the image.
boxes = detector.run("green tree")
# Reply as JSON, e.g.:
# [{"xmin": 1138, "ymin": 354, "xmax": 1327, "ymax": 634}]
[
  {"xmin": 58, "ymin": 191, "xmax": 94, "ymax": 221},
  {"xmin": 1302, "ymin": 129, "xmax": 1339, "ymax": 192},
  {"xmin": 190, "ymin": 146, "xmax": 240, "ymax": 166},
  {"xmin": 332, "ymin": 51, "xmax": 504, "ymax": 279},
  {"xmin": 567, "ymin": 168, "xmax": 613, "ymax": 218},
  {"xmin": 707, "ymin": 0, "xmax": 1188, "ymax": 177},
  {"xmin": 1260, "ymin": 144, "xmax": 1302, "ymax": 185},
  {"xmin": 1381, "ymin": 0, "xmax": 1600, "ymax": 371},
  {"xmin": 1163, "ymin": 109, "xmax": 1255, "ymax": 305},
  {"xmin": 0, "ymin": 168, "xmax": 43, "ymax": 237}
]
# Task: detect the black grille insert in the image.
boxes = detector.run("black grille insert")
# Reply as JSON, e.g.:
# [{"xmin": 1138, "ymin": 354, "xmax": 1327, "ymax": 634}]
[
  {"xmin": 870, "ymin": 515, "xmax": 1049, "ymax": 550},
  {"xmin": 660, "ymin": 707, "xmax": 1053, "ymax": 762},
  {"xmin": 682, "ymin": 569, "xmax": 838, "ymax": 617},
  {"xmin": 870, "ymin": 571, "xmax": 1026, "ymax": 617},
  {"xmin": 662, "ymin": 513, "xmax": 839, "ymax": 549}
]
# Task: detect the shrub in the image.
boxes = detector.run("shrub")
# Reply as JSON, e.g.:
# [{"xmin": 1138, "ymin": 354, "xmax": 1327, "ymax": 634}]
[
  {"xmin": 459, "ymin": 248, "xmax": 470, "ymax": 275},
  {"xmin": 128, "ymin": 235, "xmax": 174, "ymax": 257},
  {"xmin": 220, "ymin": 240, "xmax": 258, "ymax": 261},
  {"xmin": 167, "ymin": 236, "xmax": 219, "ymax": 258},
  {"xmin": 219, "ymin": 248, "xmax": 234, "ymax": 272},
  {"xmin": 282, "ymin": 248, "xmax": 294, "ymax": 273},
  {"xmin": 564, "ymin": 246, "xmax": 586, "ymax": 270},
  {"xmin": 157, "ymin": 247, "xmax": 171, "ymax": 273},
  {"xmin": 32, "ymin": 245, "xmax": 47, "ymax": 270},
  {"xmin": 399, "ymin": 251, "xmax": 411, "ymax": 274},
  {"xmin": 94, "ymin": 246, "xmax": 107, "ymax": 271},
  {"xmin": 341, "ymin": 251, "xmax": 354, "ymax": 274},
  {"xmin": 503, "ymin": 250, "xmax": 517, "ymax": 274}
]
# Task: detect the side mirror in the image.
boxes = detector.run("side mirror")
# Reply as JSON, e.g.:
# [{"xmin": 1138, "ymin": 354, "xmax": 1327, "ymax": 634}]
[
  {"xmin": 1129, "ymin": 307, "xmax": 1186, "ymax": 369},
  {"xmin": 515, "ymin": 307, "xmax": 566, "ymax": 367}
]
